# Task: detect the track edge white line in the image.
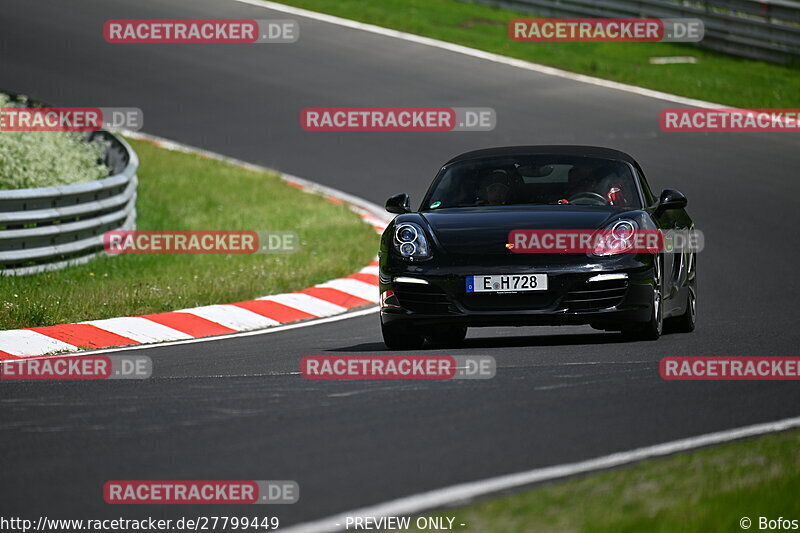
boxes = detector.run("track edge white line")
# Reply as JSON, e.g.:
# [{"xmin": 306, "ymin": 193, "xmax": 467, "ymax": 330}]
[
  {"xmin": 280, "ymin": 415, "xmax": 800, "ymax": 533},
  {"xmin": 233, "ymin": 0, "xmax": 726, "ymax": 110}
]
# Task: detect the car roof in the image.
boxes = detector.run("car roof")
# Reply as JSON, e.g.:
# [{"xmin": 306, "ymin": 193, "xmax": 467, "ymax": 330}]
[{"xmin": 444, "ymin": 145, "xmax": 638, "ymax": 166}]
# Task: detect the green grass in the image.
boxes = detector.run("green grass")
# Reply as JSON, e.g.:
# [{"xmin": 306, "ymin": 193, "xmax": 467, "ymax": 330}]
[
  {"xmin": 273, "ymin": 0, "xmax": 800, "ymax": 108},
  {"xmin": 409, "ymin": 429, "xmax": 800, "ymax": 532},
  {"xmin": 0, "ymin": 138, "xmax": 378, "ymax": 330}
]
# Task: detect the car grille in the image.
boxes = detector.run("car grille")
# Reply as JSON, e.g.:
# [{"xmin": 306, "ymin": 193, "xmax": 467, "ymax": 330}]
[
  {"xmin": 394, "ymin": 282, "xmax": 452, "ymax": 314},
  {"xmin": 563, "ymin": 278, "xmax": 628, "ymax": 312}
]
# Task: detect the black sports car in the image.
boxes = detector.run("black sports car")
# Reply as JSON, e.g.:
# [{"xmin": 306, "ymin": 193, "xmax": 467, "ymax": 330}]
[{"xmin": 379, "ymin": 146, "xmax": 697, "ymax": 349}]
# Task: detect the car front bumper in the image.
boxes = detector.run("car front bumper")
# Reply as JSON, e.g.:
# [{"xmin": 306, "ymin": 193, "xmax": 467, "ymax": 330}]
[{"xmin": 379, "ymin": 254, "xmax": 655, "ymax": 329}]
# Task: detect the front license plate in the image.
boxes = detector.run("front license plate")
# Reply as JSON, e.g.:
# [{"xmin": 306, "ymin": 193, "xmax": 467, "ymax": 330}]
[{"xmin": 466, "ymin": 274, "xmax": 548, "ymax": 293}]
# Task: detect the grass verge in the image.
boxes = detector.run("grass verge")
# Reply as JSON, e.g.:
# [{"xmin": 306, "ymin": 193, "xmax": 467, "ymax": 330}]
[
  {"xmin": 272, "ymin": 0, "xmax": 800, "ymax": 108},
  {"xmin": 410, "ymin": 428, "xmax": 800, "ymax": 532},
  {"xmin": 0, "ymin": 138, "xmax": 378, "ymax": 330}
]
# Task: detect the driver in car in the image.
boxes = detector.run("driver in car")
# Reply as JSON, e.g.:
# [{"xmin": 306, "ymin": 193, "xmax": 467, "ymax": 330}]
[
  {"xmin": 484, "ymin": 170, "xmax": 512, "ymax": 205},
  {"xmin": 564, "ymin": 164, "xmax": 629, "ymax": 206}
]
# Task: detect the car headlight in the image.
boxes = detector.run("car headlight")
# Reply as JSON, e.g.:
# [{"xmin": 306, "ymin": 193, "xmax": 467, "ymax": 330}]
[
  {"xmin": 393, "ymin": 222, "xmax": 430, "ymax": 260},
  {"xmin": 593, "ymin": 219, "xmax": 639, "ymax": 256}
]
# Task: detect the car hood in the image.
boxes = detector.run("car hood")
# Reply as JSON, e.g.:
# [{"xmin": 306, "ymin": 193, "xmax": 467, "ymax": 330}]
[{"xmin": 421, "ymin": 206, "xmax": 621, "ymax": 255}]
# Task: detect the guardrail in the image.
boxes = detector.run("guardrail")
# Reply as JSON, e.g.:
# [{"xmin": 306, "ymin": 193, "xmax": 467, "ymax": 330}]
[
  {"xmin": 0, "ymin": 131, "xmax": 138, "ymax": 275},
  {"xmin": 467, "ymin": 0, "xmax": 800, "ymax": 64}
]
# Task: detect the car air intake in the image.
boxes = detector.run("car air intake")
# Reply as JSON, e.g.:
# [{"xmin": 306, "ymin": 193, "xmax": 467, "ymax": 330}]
[
  {"xmin": 393, "ymin": 281, "xmax": 452, "ymax": 314},
  {"xmin": 563, "ymin": 278, "xmax": 628, "ymax": 312}
]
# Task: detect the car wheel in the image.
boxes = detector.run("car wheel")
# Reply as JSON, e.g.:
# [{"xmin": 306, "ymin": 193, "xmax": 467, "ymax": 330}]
[
  {"xmin": 622, "ymin": 255, "xmax": 663, "ymax": 341},
  {"xmin": 426, "ymin": 326, "xmax": 467, "ymax": 347},
  {"xmin": 666, "ymin": 260, "xmax": 696, "ymax": 333},
  {"xmin": 381, "ymin": 318, "xmax": 425, "ymax": 350}
]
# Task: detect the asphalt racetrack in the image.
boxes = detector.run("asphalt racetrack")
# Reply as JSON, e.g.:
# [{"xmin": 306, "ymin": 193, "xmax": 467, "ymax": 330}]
[{"xmin": 1, "ymin": 0, "xmax": 799, "ymax": 528}]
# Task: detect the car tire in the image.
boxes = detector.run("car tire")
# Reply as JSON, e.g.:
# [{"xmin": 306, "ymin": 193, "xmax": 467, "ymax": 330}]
[
  {"xmin": 666, "ymin": 260, "xmax": 696, "ymax": 333},
  {"xmin": 381, "ymin": 318, "xmax": 425, "ymax": 350},
  {"xmin": 426, "ymin": 326, "xmax": 467, "ymax": 347},
  {"xmin": 622, "ymin": 255, "xmax": 663, "ymax": 341}
]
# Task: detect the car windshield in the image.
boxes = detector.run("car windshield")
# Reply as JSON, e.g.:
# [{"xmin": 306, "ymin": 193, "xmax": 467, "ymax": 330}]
[{"xmin": 421, "ymin": 155, "xmax": 641, "ymax": 210}]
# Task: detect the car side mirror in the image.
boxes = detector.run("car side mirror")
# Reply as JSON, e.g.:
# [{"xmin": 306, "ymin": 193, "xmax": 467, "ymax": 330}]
[
  {"xmin": 386, "ymin": 193, "xmax": 411, "ymax": 214},
  {"xmin": 655, "ymin": 189, "xmax": 687, "ymax": 215}
]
